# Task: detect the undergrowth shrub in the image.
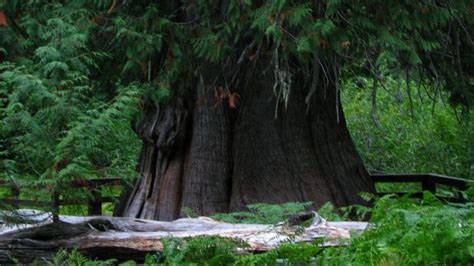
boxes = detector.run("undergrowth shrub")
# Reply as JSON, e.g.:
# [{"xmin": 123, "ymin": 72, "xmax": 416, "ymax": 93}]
[
  {"xmin": 159, "ymin": 236, "xmax": 246, "ymax": 265},
  {"xmin": 342, "ymin": 78, "xmax": 473, "ymax": 180},
  {"xmin": 318, "ymin": 193, "xmax": 474, "ymax": 265},
  {"xmin": 42, "ymin": 193, "xmax": 473, "ymax": 265},
  {"xmin": 210, "ymin": 202, "xmax": 313, "ymax": 224}
]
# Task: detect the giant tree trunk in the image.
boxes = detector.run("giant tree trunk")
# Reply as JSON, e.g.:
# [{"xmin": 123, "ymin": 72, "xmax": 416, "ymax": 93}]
[{"xmin": 115, "ymin": 54, "xmax": 375, "ymax": 220}]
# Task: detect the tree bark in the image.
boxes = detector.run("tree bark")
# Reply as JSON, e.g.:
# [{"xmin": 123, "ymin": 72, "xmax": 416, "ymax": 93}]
[
  {"xmin": 115, "ymin": 99, "xmax": 189, "ymax": 220},
  {"xmin": 229, "ymin": 63, "xmax": 373, "ymax": 210},
  {"xmin": 180, "ymin": 79, "xmax": 232, "ymax": 216},
  {"xmin": 115, "ymin": 54, "xmax": 375, "ymax": 220}
]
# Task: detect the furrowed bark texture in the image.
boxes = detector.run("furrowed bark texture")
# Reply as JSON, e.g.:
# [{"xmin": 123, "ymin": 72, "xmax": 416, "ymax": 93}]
[
  {"xmin": 180, "ymin": 80, "xmax": 232, "ymax": 215},
  {"xmin": 115, "ymin": 99, "xmax": 189, "ymax": 221},
  {"xmin": 115, "ymin": 56, "xmax": 374, "ymax": 220},
  {"xmin": 230, "ymin": 65, "xmax": 372, "ymax": 210}
]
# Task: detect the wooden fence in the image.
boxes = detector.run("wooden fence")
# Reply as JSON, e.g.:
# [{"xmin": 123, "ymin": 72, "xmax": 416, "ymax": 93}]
[
  {"xmin": 0, "ymin": 178, "xmax": 122, "ymax": 221},
  {"xmin": 371, "ymin": 173, "xmax": 472, "ymax": 203},
  {"xmin": 0, "ymin": 173, "xmax": 472, "ymax": 219}
]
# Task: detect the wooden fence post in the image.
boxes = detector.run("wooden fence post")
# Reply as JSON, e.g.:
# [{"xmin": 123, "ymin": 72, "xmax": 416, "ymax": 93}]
[
  {"xmin": 421, "ymin": 175, "xmax": 436, "ymax": 194},
  {"xmin": 52, "ymin": 190, "xmax": 60, "ymax": 223},
  {"xmin": 88, "ymin": 187, "xmax": 102, "ymax": 216},
  {"xmin": 11, "ymin": 186, "xmax": 20, "ymax": 209}
]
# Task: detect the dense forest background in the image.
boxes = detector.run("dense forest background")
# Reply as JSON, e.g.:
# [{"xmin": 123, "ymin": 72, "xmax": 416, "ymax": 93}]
[{"xmin": 344, "ymin": 79, "xmax": 472, "ymax": 179}]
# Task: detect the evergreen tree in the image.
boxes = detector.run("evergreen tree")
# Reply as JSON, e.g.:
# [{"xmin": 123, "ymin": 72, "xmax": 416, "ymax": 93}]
[{"xmin": 0, "ymin": 0, "xmax": 472, "ymax": 220}]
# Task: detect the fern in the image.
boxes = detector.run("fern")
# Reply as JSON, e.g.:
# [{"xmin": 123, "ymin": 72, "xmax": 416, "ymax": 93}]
[{"xmin": 211, "ymin": 202, "xmax": 312, "ymax": 224}]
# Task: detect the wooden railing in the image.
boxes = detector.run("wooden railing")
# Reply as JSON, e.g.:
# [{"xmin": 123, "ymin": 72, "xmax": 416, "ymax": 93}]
[
  {"xmin": 371, "ymin": 173, "xmax": 473, "ymax": 203},
  {"xmin": 0, "ymin": 174, "xmax": 472, "ymax": 218},
  {"xmin": 0, "ymin": 178, "xmax": 122, "ymax": 221}
]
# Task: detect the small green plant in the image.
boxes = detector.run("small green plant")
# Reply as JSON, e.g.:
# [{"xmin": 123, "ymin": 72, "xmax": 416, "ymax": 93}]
[
  {"xmin": 43, "ymin": 249, "xmax": 68, "ymax": 266},
  {"xmin": 180, "ymin": 206, "xmax": 199, "ymax": 218},
  {"xmin": 37, "ymin": 249, "xmax": 116, "ymax": 266},
  {"xmin": 316, "ymin": 202, "xmax": 343, "ymax": 221},
  {"xmin": 143, "ymin": 253, "xmax": 162, "ymax": 265},
  {"xmin": 160, "ymin": 236, "xmax": 246, "ymax": 265},
  {"xmin": 210, "ymin": 202, "xmax": 313, "ymax": 224}
]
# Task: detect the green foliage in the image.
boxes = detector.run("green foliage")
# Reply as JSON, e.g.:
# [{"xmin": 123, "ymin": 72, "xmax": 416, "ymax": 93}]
[
  {"xmin": 0, "ymin": 1, "xmax": 148, "ymax": 215},
  {"xmin": 231, "ymin": 242, "xmax": 324, "ymax": 265},
  {"xmin": 41, "ymin": 195, "xmax": 473, "ymax": 265},
  {"xmin": 180, "ymin": 206, "xmax": 199, "ymax": 218},
  {"xmin": 317, "ymin": 202, "xmax": 343, "ymax": 221},
  {"xmin": 210, "ymin": 201, "xmax": 312, "ymax": 224},
  {"xmin": 1, "ymin": 0, "xmax": 472, "ymax": 112},
  {"xmin": 317, "ymin": 193, "xmax": 474, "ymax": 265},
  {"xmin": 159, "ymin": 236, "xmax": 246, "ymax": 265},
  {"xmin": 342, "ymin": 77, "xmax": 473, "ymax": 179},
  {"xmin": 37, "ymin": 249, "xmax": 116, "ymax": 266}
]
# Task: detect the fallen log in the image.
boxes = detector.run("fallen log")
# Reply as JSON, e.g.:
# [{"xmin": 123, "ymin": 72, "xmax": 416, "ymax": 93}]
[{"xmin": 0, "ymin": 210, "xmax": 367, "ymax": 263}]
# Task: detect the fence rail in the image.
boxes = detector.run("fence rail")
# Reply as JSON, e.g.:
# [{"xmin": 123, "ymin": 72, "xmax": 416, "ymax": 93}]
[
  {"xmin": 0, "ymin": 174, "xmax": 472, "ymax": 218},
  {"xmin": 371, "ymin": 173, "xmax": 471, "ymax": 189},
  {"xmin": 372, "ymin": 173, "xmax": 472, "ymax": 202},
  {"xmin": 0, "ymin": 178, "xmax": 123, "ymax": 221}
]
